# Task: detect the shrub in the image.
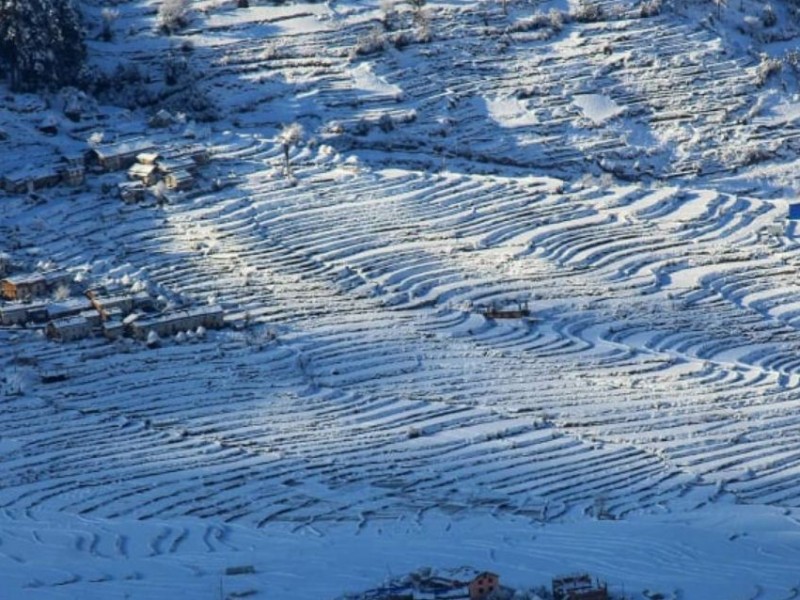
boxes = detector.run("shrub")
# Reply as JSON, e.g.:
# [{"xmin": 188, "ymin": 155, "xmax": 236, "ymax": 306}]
[
  {"xmin": 640, "ymin": 0, "xmax": 662, "ymax": 17},
  {"xmin": 353, "ymin": 27, "xmax": 386, "ymax": 56},
  {"xmin": 755, "ymin": 54, "xmax": 782, "ymax": 86},
  {"xmin": 101, "ymin": 8, "xmax": 119, "ymax": 41},
  {"xmin": 158, "ymin": 0, "xmax": 190, "ymax": 34},
  {"xmin": 572, "ymin": 0, "xmax": 603, "ymax": 22},
  {"xmin": 762, "ymin": 4, "xmax": 777, "ymax": 27},
  {"xmin": 378, "ymin": 113, "xmax": 394, "ymax": 132}
]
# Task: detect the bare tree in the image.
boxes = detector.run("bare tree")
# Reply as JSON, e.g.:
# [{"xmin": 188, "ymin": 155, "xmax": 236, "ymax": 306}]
[{"xmin": 279, "ymin": 123, "xmax": 304, "ymax": 178}]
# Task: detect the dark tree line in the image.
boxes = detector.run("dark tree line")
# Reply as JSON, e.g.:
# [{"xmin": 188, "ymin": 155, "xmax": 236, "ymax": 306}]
[{"xmin": 0, "ymin": 0, "xmax": 85, "ymax": 92}]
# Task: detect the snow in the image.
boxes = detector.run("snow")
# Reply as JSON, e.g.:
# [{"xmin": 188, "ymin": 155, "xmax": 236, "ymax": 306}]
[
  {"xmin": 573, "ymin": 94, "xmax": 624, "ymax": 125},
  {"xmin": 486, "ymin": 96, "xmax": 540, "ymax": 128},
  {"xmin": 3, "ymin": 0, "xmax": 800, "ymax": 598},
  {"xmin": 349, "ymin": 62, "xmax": 404, "ymax": 100}
]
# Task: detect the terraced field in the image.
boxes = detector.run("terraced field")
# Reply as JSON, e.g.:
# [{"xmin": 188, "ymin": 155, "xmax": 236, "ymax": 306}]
[{"xmin": 4, "ymin": 0, "xmax": 800, "ymax": 598}]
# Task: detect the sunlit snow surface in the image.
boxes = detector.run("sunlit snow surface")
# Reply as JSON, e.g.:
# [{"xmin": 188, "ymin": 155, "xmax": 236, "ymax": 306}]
[{"xmin": 3, "ymin": 0, "xmax": 800, "ymax": 598}]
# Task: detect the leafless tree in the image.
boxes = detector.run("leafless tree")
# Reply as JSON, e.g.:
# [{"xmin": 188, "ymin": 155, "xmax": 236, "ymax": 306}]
[{"xmin": 279, "ymin": 123, "xmax": 304, "ymax": 178}]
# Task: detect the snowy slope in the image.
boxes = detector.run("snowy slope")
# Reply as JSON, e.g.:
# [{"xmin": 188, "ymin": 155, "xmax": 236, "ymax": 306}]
[{"xmin": 3, "ymin": 1, "xmax": 800, "ymax": 599}]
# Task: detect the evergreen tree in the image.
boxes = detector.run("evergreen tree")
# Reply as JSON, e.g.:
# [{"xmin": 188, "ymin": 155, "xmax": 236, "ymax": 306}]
[{"xmin": 0, "ymin": 0, "xmax": 85, "ymax": 92}]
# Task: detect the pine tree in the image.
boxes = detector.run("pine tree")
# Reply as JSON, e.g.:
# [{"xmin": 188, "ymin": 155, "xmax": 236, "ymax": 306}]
[{"xmin": 0, "ymin": 0, "xmax": 86, "ymax": 92}]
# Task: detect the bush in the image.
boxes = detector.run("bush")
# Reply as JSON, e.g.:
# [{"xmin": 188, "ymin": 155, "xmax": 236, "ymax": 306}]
[
  {"xmin": 353, "ymin": 27, "xmax": 386, "ymax": 56},
  {"xmin": 640, "ymin": 0, "xmax": 662, "ymax": 17},
  {"xmin": 572, "ymin": 0, "xmax": 603, "ymax": 22},
  {"xmin": 755, "ymin": 54, "xmax": 782, "ymax": 86},
  {"xmin": 158, "ymin": 0, "xmax": 190, "ymax": 34},
  {"xmin": 762, "ymin": 4, "xmax": 777, "ymax": 27},
  {"xmin": 378, "ymin": 113, "xmax": 394, "ymax": 132}
]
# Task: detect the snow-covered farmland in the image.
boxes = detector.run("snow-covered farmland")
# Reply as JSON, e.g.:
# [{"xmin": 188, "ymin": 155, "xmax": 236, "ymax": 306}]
[{"xmin": 3, "ymin": 0, "xmax": 800, "ymax": 598}]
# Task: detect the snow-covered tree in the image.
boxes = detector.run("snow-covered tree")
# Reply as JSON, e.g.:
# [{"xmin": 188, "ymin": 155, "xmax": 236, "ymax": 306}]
[{"xmin": 0, "ymin": 0, "xmax": 85, "ymax": 92}]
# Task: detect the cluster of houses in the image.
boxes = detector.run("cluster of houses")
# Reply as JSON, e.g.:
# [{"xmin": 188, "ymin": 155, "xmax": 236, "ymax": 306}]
[
  {"xmin": 44, "ymin": 291, "xmax": 224, "ymax": 344},
  {"xmin": 0, "ymin": 154, "xmax": 85, "ymax": 194},
  {"xmin": 0, "ymin": 259, "xmax": 224, "ymax": 345},
  {"xmin": 102, "ymin": 139, "xmax": 210, "ymax": 203},
  {"xmin": 349, "ymin": 570, "xmax": 610, "ymax": 600},
  {"xmin": 0, "ymin": 137, "xmax": 210, "ymax": 201}
]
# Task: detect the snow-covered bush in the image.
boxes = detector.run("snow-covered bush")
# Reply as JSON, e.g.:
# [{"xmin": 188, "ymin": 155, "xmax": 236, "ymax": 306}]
[
  {"xmin": 158, "ymin": 0, "xmax": 190, "ymax": 34},
  {"xmin": 640, "ymin": 0, "xmax": 661, "ymax": 17},
  {"xmin": 380, "ymin": 0, "xmax": 398, "ymax": 30},
  {"xmin": 755, "ymin": 54, "xmax": 782, "ymax": 86},
  {"xmin": 353, "ymin": 27, "xmax": 387, "ymax": 57},
  {"xmin": 548, "ymin": 8, "xmax": 565, "ymax": 30},
  {"xmin": 572, "ymin": 0, "xmax": 603, "ymax": 22}
]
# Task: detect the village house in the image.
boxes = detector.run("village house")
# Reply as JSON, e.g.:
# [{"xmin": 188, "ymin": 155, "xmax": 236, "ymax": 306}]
[
  {"xmin": 137, "ymin": 151, "xmax": 160, "ymax": 165},
  {"xmin": 170, "ymin": 144, "xmax": 211, "ymax": 165},
  {"xmin": 103, "ymin": 319, "xmax": 126, "ymax": 340},
  {"xmin": 91, "ymin": 139, "xmax": 155, "ymax": 172},
  {"xmin": 164, "ymin": 169, "xmax": 194, "ymax": 191},
  {"xmin": 1, "ymin": 273, "xmax": 48, "ymax": 301},
  {"xmin": 130, "ymin": 305, "xmax": 224, "ymax": 340},
  {"xmin": 86, "ymin": 289, "xmax": 153, "ymax": 320},
  {"xmin": 1, "ymin": 271, "xmax": 72, "ymax": 302},
  {"xmin": 61, "ymin": 164, "xmax": 85, "ymax": 186},
  {"xmin": 118, "ymin": 181, "xmax": 147, "ymax": 203},
  {"xmin": 0, "ymin": 252, "xmax": 10, "ymax": 277},
  {"xmin": 128, "ymin": 162, "xmax": 159, "ymax": 186},
  {"xmin": 0, "ymin": 304, "xmax": 32, "ymax": 326},
  {"xmin": 469, "ymin": 572, "xmax": 500, "ymax": 600},
  {"xmin": 59, "ymin": 154, "xmax": 86, "ymax": 186},
  {"xmin": 552, "ymin": 574, "xmax": 608, "ymax": 600},
  {"xmin": 2, "ymin": 166, "xmax": 63, "ymax": 194},
  {"xmin": 158, "ymin": 156, "xmax": 198, "ymax": 176},
  {"xmin": 46, "ymin": 316, "xmax": 94, "ymax": 342},
  {"xmin": 46, "ymin": 298, "xmax": 94, "ymax": 321}
]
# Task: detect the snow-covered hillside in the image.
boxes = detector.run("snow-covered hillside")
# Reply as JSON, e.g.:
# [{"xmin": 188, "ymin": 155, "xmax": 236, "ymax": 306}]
[{"xmin": 3, "ymin": 0, "xmax": 800, "ymax": 598}]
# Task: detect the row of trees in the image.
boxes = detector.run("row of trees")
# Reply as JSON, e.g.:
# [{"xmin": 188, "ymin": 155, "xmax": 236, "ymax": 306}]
[{"xmin": 0, "ymin": 0, "xmax": 85, "ymax": 92}]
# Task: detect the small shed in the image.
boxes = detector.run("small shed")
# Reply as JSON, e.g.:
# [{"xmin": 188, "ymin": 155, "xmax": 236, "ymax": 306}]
[
  {"xmin": 128, "ymin": 162, "xmax": 159, "ymax": 186},
  {"xmin": 789, "ymin": 203, "xmax": 800, "ymax": 220},
  {"xmin": 118, "ymin": 181, "xmax": 147, "ymax": 203},
  {"xmin": 62, "ymin": 164, "xmax": 85, "ymax": 186},
  {"xmin": 1, "ymin": 274, "xmax": 48, "ymax": 301},
  {"xmin": 164, "ymin": 169, "xmax": 194, "ymax": 191},
  {"xmin": 469, "ymin": 572, "xmax": 500, "ymax": 600},
  {"xmin": 46, "ymin": 316, "xmax": 94, "ymax": 342}
]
